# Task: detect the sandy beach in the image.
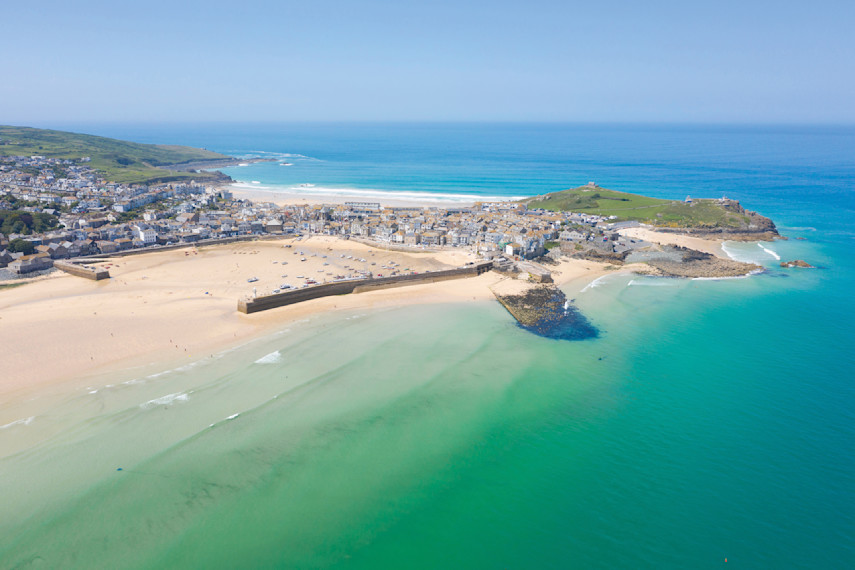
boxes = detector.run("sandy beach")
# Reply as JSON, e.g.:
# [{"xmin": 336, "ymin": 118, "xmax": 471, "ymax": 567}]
[
  {"xmin": 0, "ymin": 236, "xmax": 618, "ymax": 417},
  {"xmin": 618, "ymin": 226, "xmax": 733, "ymax": 256},
  {"xmin": 228, "ymin": 183, "xmax": 481, "ymax": 208}
]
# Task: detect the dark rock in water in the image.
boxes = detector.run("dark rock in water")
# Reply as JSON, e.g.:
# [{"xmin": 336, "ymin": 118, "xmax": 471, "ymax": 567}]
[
  {"xmin": 646, "ymin": 245, "xmax": 762, "ymax": 278},
  {"xmin": 495, "ymin": 285, "xmax": 598, "ymax": 341},
  {"xmin": 780, "ymin": 259, "xmax": 814, "ymax": 268}
]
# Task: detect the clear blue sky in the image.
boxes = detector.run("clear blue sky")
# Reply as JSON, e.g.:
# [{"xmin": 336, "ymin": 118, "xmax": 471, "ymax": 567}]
[{"xmin": 3, "ymin": 0, "xmax": 853, "ymax": 124}]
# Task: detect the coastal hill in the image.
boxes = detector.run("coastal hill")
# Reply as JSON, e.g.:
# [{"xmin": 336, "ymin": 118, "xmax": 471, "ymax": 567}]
[
  {"xmin": 0, "ymin": 126, "xmax": 235, "ymax": 185},
  {"xmin": 522, "ymin": 184, "xmax": 778, "ymax": 238}
]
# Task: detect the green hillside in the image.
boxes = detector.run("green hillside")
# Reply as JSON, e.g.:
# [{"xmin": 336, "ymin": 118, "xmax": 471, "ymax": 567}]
[
  {"xmin": 0, "ymin": 126, "xmax": 232, "ymax": 184},
  {"xmin": 522, "ymin": 186, "xmax": 756, "ymax": 230}
]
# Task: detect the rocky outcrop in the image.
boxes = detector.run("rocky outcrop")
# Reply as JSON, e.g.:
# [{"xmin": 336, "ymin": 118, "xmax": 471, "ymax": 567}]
[
  {"xmin": 657, "ymin": 199, "xmax": 780, "ymax": 241},
  {"xmin": 569, "ymin": 248, "xmax": 629, "ymax": 264},
  {"xmin": 493, "ymin": 285, "xmax": 597, "ymax": 340},
  {"xmin": 644, "ymin": 246, "xmax": 761, "ymax": 278},
  {"xmin": 780, "ymin": 259, "xmax": 814, "ymax": 268}
]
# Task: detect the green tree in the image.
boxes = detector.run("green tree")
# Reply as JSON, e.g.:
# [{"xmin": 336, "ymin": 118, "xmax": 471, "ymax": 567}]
[{"xmin": 9, "ymin": 238, "xmax": 34, "ymax": 254}]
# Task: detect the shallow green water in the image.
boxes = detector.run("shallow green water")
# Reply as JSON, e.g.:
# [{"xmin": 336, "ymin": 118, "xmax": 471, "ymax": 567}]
[
  {"xmin": 2, "ymin": 124, "xmax": 854, "ymax": 568},
  {"xmin": 2, "ymin": 236, "xmax": 853, "ymax": 568}
]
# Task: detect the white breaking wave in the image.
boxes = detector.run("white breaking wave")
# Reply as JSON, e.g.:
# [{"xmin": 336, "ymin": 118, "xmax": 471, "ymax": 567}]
[
  {"xmin": 722, "ymin": 241, "xmax": 780, "ymax": 264},
  {"xmin": 140, "ymin": 392, "xmax": 189, "ymax": 409},
  {"xmin": 0, "ymin": 416, "xmax": 35, "ymax": 429},
  {"xmin": 721, "ymin": 242, "xmax": 763, "ymax": 264},
  {"xmin": 721, "ymin": 242, "xmax": 743, "ymax": 261},
  {"xmin": 145, "ymin": 361, "xmax": 202, "ymax": 380},
  {"xmin": 255, "ymin": 351, "xmax": 282, "ymax": 364},
  {"xmin": 627, "ymin": 279, "xmax": 679, "ymax": 287},
  {"xmin": 581, "ymin": 275, "xmax": 611, "ymax": 293},
  {"xmin": 228, "ymin": 182, "xmax": 521, "ymax": 205},
  {"xmin": 758, "ymin": 243, "xmax": 781, "ymax": 260}
]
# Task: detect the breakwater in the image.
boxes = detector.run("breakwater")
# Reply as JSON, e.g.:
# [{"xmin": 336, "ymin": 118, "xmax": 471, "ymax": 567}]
[
  {"xmin": 53, "ymin": 261, "xmax": 110, "ymax": 281},
  {"xmin": 238, "ymin": 262, "xmax": 492, "ymax": 314}
]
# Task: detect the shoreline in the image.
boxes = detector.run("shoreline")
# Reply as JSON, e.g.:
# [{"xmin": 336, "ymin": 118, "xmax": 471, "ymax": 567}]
[
  {"xmin": 0, "ymin": 221, "xmax": 765, "ymax": 424},
  {"xmin": 226, "ymin": 182, "xmax": 489, "ymax": 208},
  {"xmin": 0, "ymin": 236, "xmax": 620, "ymax": 420}
]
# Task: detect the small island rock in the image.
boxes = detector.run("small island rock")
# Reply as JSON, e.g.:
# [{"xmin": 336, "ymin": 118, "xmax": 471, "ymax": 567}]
[{"xmin": 780, "ymin": 259, "xmax": 814, "ymax": 268}]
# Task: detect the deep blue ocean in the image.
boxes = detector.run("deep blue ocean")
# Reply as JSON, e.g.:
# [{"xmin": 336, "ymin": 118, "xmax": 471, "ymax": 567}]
[{"xmin": 3, "ymin": 123, "xmax": 854, "ymax": 568}]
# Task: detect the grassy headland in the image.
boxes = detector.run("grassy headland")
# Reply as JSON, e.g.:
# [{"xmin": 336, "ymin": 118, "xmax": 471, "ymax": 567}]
[
  {"xmin": 0, "ymin": 126, "xmax": 233, "ymax": 185},
  {"xmin": 522, "ymin": 185, "xmax": 777, "ymax": 236}
]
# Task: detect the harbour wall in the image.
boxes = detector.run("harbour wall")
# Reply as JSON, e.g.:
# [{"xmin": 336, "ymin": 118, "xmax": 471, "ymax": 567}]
[
  {"xmin": 348, "ymin": 237, "xmax": 442, "ymax": 254},
  {"xmin": 54, "ymin": 261, "xmax": 110, "ymax": 280},
  {"xmin": 238, "ymin": 261, "xmax": 492, "ymax": 314}
]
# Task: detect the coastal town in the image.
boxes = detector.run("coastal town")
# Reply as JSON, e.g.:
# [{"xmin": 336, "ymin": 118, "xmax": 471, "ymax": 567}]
[{"xmin": 1, "ymin": 154, "xmax": 647, "ymax": 277}]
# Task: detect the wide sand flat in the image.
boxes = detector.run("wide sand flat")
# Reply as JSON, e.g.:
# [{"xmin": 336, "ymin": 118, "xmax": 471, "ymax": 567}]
[{"xmin": 0, "ymin": 237, "xmax": 614, "ymax": 412}]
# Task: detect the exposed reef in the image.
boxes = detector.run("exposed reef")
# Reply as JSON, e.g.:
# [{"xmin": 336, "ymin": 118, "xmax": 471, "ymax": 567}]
[
  {"xmin": 780, "ymin": 259, "xmax": 814, "ymax": 268},
  {"xmin": 643, "ymin": 246, "xmax": 762, "ymax": 278},
  {"xmin": 494, "ymin": 285, "xmax": 598, "ymax": 341}
]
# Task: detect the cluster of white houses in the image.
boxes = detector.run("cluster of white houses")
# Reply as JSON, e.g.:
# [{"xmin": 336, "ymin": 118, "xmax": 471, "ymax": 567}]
[{"xmin": 2, "ymin": 155, "xmax": 646, "ymax": 275}]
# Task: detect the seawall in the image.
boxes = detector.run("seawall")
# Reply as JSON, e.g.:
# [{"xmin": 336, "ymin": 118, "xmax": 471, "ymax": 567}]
[
  {"xmin": 54, "ymin": 261, "xmax": 110, "ymax": 280},
  {"xmin": 238, "ymin": 262, "xmax": 492, "ymax": 314},
  {"xmin": 78, "ymin": 235, "xmax": 286, "ymax": 260}
]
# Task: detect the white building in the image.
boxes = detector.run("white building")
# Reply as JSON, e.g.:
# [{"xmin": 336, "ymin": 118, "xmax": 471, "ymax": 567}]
[{"xmin": 133, "ymin": 225, "xmax": 157, "ymax": 244}]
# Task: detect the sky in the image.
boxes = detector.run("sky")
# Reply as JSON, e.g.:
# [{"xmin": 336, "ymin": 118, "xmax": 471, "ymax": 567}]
[{"xmin": 2, "ymin": 0, "xmax": 853, "ymax": 125}]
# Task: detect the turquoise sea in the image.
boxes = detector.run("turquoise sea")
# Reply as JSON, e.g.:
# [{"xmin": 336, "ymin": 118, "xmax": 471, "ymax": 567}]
[{"xmin": 2, "ymin": 124, "xmax": 854, "ymax": 568}]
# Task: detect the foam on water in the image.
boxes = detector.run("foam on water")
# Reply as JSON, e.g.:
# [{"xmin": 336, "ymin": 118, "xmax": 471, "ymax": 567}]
[
  {"xmin": 255, "ymin": 351, "xmax": 282, "ymax": 364},
  {"xmin": 580, "ymin": 274, "xmax": 612, "ymax": 292},
  {"xmin": 721, "ymin": 241, "xmax": 771, "ymax": 264},
  {"xmin": 0, "ymin": 416, "xmax": 35, "ymax": 429},
  {"xmin": 140, "ymin": 392, "xmax": 189, "ymax": 409}
]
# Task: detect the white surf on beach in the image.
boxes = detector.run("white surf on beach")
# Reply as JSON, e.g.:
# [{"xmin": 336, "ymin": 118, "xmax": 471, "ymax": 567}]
[
  {"xmin": 580, "ymin": 274, "xmax": 614, "ymax": 293},
  {"xmin": 722, "ymin": 241, "xmax": 772, "ymax": 264},
  {"xmin": 228, "ymin": 182, "xmax": 521, "ymax": 205}
]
